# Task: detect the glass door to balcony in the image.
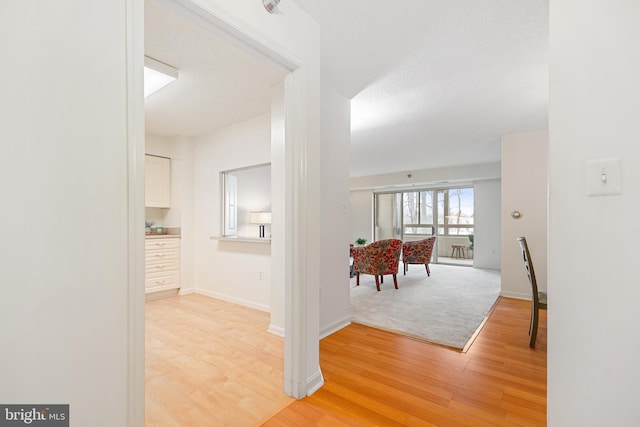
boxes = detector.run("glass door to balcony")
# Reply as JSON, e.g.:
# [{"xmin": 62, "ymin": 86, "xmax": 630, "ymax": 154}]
[
  {"xmin": 436, "ymin": 188, "xmax": 474, "ymax": 266},
  {"xmin": 373, "ymin": 193, "xmax": 402, "ymax": 241},
  {"xmin": 402, "ymin": 190, "xmax": 438, "ymax": 262}
]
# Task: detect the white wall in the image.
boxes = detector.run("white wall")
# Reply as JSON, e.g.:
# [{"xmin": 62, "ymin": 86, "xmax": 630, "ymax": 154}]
[
  {"xmin": 549, "ymin": 2, "xmax": 640, "ymax": 425},
  {"xmin": 0, "ymin": 1, "xmax": 134, "ymax": 425},
  {"xmin": 350, "ymin": 190, "xmax": 374, "ymax": 244},
  {"xmin": 501, "ymin": 130, "xmax": 548, "ymax": 299},
  {"xmin": 145, "ymin": 134, "xmax": 196, "ymax": 292},
  {"xmin": 319, "ymin": 82, "xmax": 352, "ymax": 338},
  {"xmin": 194, "ymin": 114, "xmax": 273, "ymax": 311},
  {"xmin": 474, "ymin": 180, "xmax": 501, "ymax": 270}
]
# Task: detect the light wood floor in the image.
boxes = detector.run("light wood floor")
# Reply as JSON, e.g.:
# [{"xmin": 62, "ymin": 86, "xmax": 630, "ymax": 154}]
[
  {"xmin": 146, "ymin": 294, "xmax": 546, "ymax": 426},
  {"xmin": 264, "ymin": 297, "xmax": 547, "ymax": 426},
  {"xmin": 145, "ymin": 293, "xmax": 293, "ymax": 426}
]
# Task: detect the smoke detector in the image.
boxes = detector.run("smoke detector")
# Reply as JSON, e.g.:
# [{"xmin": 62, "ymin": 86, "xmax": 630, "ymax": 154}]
[{"xmin": 263, "ymin": 0, "xmax": 280, "ymax": 13}]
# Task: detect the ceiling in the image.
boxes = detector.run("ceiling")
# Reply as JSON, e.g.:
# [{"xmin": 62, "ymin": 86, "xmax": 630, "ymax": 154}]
[
  {"xmin": 144, "ymin": 0, "xmax": 286, "ymax": 138},
  {"xmin": 145, "ymin": 0, "xmax": 548, "ymax": 178}
]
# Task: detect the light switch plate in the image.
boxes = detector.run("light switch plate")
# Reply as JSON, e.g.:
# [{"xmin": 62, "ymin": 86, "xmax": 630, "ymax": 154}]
[{"xmin": 586, "ymin": 157, "xmax": 622, "ymax": 196}]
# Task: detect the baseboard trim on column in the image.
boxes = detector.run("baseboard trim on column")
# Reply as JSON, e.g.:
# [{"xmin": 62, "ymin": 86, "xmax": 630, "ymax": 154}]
[{"xmin": 306, "ymin": 369, "xmax": 325, "ymax": 397}]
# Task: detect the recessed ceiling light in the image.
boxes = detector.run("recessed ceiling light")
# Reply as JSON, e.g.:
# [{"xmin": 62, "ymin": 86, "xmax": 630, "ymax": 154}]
[{"xmin": 144, "ymin": 56, "xmax": 178, "ymax": 98}]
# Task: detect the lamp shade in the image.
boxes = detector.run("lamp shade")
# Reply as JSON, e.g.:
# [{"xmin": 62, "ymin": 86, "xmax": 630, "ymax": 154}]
[{"xmin": 250, "ymin": 212, "xmax": 272, "ymax": 224}]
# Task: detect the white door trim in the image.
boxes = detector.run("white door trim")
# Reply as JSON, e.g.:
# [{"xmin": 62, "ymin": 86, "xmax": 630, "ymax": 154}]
[{"xmin": 125, "ymin": 0, "xmax": 146, "ymax": 425}]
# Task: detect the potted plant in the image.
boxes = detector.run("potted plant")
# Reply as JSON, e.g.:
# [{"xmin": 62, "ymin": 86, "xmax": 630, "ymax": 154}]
[{"xmin": 355, "ymin": 238, "xmax": 367, "ymax": 246}]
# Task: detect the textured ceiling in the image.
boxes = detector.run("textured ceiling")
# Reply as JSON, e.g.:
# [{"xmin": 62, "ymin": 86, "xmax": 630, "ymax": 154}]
[
  {"xmin": 295, "ymin": 0, "xmax": 549, "ymax": 177},
  {"xmin": 145, "ymin": 0, "xmax": 548, "ymax": 178},
  {"xmin": 144, "ymin": 0, "xmax": 286, "ymax": 138}
]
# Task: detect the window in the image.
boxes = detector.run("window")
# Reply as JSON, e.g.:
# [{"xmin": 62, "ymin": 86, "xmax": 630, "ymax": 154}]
[
  {"xmin": 403, "ymin": 191, "xmax": 434, "ymax": 235},
  {"xmin": 376, "ymin": 186, "xmax": 474, "ymax": 238},
  {"xmin": 221, "ymin": 163, "xmax": 271, "ymax": 237}
]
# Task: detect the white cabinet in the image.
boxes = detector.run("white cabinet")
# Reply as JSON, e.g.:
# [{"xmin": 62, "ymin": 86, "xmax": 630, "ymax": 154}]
[
  {"xmin": 145, "ymin": 154, "xmax": 171, "ymax": 208},
  {"xmin": 145, "ymin": 236, "xmax": 180, "ymax": 293}
]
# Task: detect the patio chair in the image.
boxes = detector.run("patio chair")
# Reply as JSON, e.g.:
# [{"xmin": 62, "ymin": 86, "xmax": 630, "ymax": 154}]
[
  {"xmin": 517, "ymin": 236, "xmax": 548, "ymax": 347},
  {"xmin": 352, "ymin": 239, "xmax": 402, "ymax": 291},
  {"xmin": 401, "ymin": 236, "xmax": 436, "ymax": 276}
]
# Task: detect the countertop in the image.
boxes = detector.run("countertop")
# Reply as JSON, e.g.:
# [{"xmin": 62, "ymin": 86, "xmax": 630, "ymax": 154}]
[{"xmin": 210, "ymin": 235, "xmax": 270, "ymax": 244}]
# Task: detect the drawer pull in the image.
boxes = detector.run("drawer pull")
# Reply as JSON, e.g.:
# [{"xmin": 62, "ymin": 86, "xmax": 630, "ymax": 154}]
[
  {"xmin": 154, "ymin": 254, "xmax": 165, "ymax": 257},
  {"xmin": 155, "ymin": 280, "xmax": 166, "ymax": 284},
  {"xmin": 155, "ymin": 242, "xmax": 166, "ymax": 246},
  {"xmin": 155, "ymin": 265, "xmax": 165, "ymax": 268}
]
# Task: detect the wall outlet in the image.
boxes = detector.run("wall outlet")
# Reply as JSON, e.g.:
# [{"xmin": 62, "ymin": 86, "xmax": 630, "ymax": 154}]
[{"xmin": 258, "ymin": 271, "xmax": 264, "ymax": 280}]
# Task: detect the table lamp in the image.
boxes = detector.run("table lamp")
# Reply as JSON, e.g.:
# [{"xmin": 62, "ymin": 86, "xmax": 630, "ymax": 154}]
[{"xmin": 250, "ymin": 212, "xmax": 272, "ymax": 238}]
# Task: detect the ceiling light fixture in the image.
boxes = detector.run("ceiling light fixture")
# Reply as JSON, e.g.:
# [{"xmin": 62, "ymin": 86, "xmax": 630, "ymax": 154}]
[
  {"xmin": 263, "ymin": 0, "xmax": 280, "ymax": 14},
  {"xmin": 144, "ymin": 56, "xmax": 178, "ymax": 98}
]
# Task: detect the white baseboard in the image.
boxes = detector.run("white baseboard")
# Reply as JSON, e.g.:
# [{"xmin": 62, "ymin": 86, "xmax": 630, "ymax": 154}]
[
  {"xmin": 500, "ymin": 291, "xmax": 532, "ymax": 301},
  {"xmin": 178, "ymin": 288, "xmax": 195, "ymax": 296},
  {"xmin": 268, "ymin": 324, "xmax": 284, "ymax": 337},
  {"xmin": 306, "ymin": 368, "xmax": 325, "ymax": 396},
  {"xmin": 194, "ymin": 289, "xmax": 270, "ymax": 313},
  {"xmin": 320, "ymin": 315, "xmax": 351, "ymax": 339}
]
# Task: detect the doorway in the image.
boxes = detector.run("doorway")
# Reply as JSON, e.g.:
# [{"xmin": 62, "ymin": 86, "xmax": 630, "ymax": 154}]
[{"xmin": 131, "ymin": 1, "xmax": 322, "ymax": 422}]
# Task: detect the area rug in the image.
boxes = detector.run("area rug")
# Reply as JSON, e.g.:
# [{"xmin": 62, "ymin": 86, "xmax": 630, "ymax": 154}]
[{"xmin": 350, "ymin": 263, "xmax": 501, "ymax": 350}]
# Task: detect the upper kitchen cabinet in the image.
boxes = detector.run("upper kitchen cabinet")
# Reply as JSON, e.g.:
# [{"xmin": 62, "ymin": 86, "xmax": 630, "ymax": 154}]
[{"xmin": 145, "ymin": 154, "xmax": 171, "ymax": 208}]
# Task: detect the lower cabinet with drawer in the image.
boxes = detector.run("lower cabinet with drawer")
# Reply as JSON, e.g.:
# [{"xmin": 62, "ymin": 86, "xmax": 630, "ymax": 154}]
[{"xmin": 145, "ymin": 236, "xmax": 180, "ymax": 294}]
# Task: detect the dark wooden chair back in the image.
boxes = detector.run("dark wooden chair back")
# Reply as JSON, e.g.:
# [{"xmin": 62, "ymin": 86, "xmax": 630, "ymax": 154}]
[{"xmin": 517, "ymin": 236, "xmax": 547, "ymax": 347}]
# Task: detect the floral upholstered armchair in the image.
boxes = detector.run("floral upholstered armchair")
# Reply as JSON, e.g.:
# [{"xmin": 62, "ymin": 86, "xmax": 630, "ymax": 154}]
[
  {"xmin": 352, "ymin": 239, "xmax": 402, "ymax": 291},
  {"xmin": 401, "ymin": 236, "xmax": 436, "ymax": 277}
]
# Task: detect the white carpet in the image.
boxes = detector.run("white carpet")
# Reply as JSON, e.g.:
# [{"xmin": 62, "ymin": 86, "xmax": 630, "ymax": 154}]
[{"xmin": 350, "ymin": 263, "xmax": 501, "ymax": 350}]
